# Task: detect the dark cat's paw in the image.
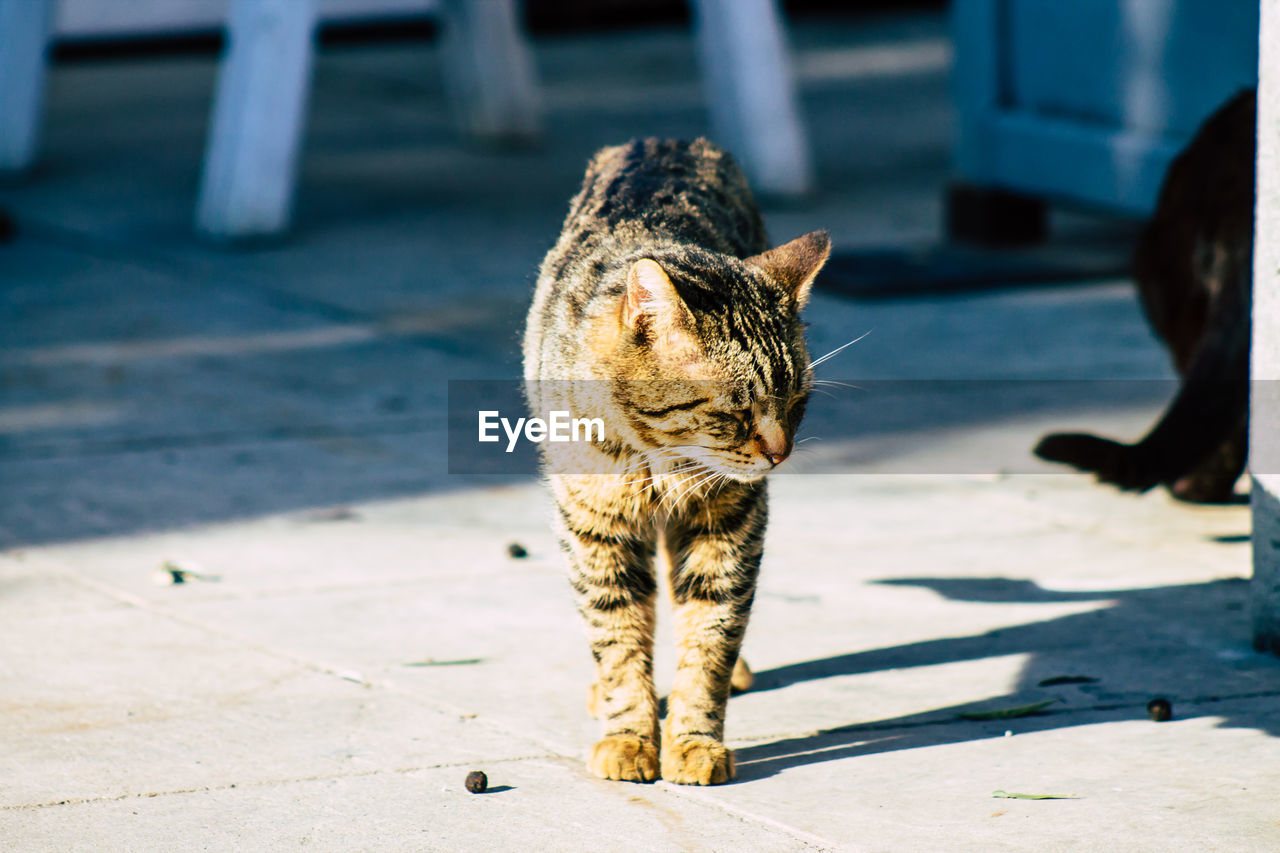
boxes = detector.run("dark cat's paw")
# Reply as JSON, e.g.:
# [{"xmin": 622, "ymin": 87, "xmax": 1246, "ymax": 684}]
[
  {"xmin": 1034, "ymin": 432, "xmax": 1160, "ymax": 492},
  {"xmin": 661, "ymin": 735, "xmax": 735, "ymax": 785},
  {"xmin": 1170, "ymin": 473, "xmax": 1242, "ymax": 504},
  {"xmin": 589, "ymin": 735, "xmax": 659, "ymax": 783}
]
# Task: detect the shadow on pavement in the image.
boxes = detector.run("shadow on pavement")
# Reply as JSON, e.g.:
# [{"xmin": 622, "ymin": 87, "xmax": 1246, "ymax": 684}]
[{"xmin": 734, "ymin": 576, "xmax": 1280, "ymax": 782}]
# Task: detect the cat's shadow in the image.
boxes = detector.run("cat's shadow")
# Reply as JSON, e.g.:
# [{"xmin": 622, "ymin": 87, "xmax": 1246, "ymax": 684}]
[{"xmin": 726, "ymin": 575, "xmax": 1280, "ymax": 784}]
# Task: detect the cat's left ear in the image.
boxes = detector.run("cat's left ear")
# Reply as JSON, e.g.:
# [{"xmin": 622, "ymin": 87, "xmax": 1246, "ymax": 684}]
[{"xmin": 745, "ymin": 231, "xmax": 830, "ymax": 310}]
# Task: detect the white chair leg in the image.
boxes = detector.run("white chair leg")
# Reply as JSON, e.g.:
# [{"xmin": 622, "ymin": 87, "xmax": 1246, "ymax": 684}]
[
  {"xmin": 0, "ymin": 0, "xmax": 54, "ymax": 173},
  {"xmin": 196, "ymin": 0, "xmax": 317, "ymax": 239},
  {"xmin": 690, "ymin": 0, "xmax": 813, "ymax": 198},
  {"xmin": 438, "ymin": 0, "xmax": 541, "ymax": 143}
]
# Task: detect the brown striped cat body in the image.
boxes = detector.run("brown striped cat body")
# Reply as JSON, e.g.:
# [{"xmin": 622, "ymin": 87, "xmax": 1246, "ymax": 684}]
[{"xmin": 523, "ymin": 138, "xmax": 828, "ymax": 784}]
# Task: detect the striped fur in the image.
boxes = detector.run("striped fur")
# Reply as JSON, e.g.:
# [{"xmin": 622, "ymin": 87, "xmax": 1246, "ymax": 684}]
[{"xmin": 523, "ymin": 139, "xmax": 829, "ymax": 784}]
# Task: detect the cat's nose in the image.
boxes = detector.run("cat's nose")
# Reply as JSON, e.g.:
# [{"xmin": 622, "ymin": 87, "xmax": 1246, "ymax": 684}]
[
  {"xmin": 756, "ymin": 419, "xmax": 791, "ymax": 467},
  {"xmin": 762, "ymin": 442, "xmax": 791, "ymax": 467}
]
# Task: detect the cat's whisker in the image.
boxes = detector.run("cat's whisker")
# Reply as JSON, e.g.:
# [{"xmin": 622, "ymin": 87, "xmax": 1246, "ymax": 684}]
[
  {"xmin": 617, "ymin": 456, "xmax": 661, "ymax": 477},
  {"xmin": 687, "ymin": 467, "xmax": 729, "ymax": 502},
  {"xmin": 627, "ymin": 446, "xmax": 690, "ymax": 468},
  {"xmin": 652, "ymin": 464, "xmax": 690, "ymax": 488},
  {"xmin": 660, "ymin": 465, "xmax": 717, "ymax": 511},
  {"xmin": 813, "ymin": 379, "xmax": 864, "ymax": 392},
  {"xmin": 619, "ymin": 453, "xmax": 693, "ymax": 490},
  {"xmin": 706, "ymin": 471, "xmax": 732, "ymax": 499},
  {"xmin": 783, "ymin": 450, "xmax": 821, "ymax": 474},
  {"xmin": 615, "ymin": 458, "xmax": 649, "ymax": 475},
  {"xmin": 809, "ymin": 330, "xmax": 871, "ymax": 369},
  {"xmin": 667, "ymin": 469, "xmax": 717, "ymax": 511},
  {"xmin": 617, "ymin": 446, "xmax": 686, "ymax": 477},
  {"xmin": 651, "ymin": 462, "xmax": 696, "ymax": 484},
  {"xmin": 796, "ymin": 436, "xmax": 821, "ymax": 444},
  {"xmin": 660, "ymin": 465, "xmax": 702, "ymax": 496},
  {"xmin": 685, "ymin": 467, "xmax": 720, "ymax": 496}
]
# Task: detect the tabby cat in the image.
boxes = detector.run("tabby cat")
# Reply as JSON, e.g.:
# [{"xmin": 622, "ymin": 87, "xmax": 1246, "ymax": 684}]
[
  {"xmin": 523, "ymin": 138, "xmax": 828, "ymax": 784},
  {"xmin": 1035, "ymin": 89, "xmax": 1254, "ymax": 502}
]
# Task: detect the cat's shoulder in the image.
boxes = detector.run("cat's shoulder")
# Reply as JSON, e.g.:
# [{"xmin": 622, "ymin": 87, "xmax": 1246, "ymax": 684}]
[{"xmin": 584, "ymin": 137, "xmax": 732, "ymax": 176}]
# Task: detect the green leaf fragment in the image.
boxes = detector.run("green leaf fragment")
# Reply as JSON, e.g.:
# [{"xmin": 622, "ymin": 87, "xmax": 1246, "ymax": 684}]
[
  {"xmin": 403, "ymin": 658, "xmax": 485, "ymax": 667},
  {"xmin": 992, "ymin": 790, "xmax": 1080, "ymax": 800},
  {"xmin": 959, "ymin": 699, "xmax": 1057, "ymax": 720}
]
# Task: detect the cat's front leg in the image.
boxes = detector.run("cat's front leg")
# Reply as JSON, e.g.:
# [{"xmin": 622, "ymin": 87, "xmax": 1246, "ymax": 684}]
[
  {"xmin": 662, "ymin": 486, "xmax": 765, "ymax": 785},
  {"xmin": 556, "ymin": 481, "xmax": 661, "ymax": 782}
]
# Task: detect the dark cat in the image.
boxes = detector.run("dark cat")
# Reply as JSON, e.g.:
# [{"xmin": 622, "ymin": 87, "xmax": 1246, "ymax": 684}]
[
  {"xmin": 1035, "ymin": 89, "xmax": 1254, "ymax": 503},
  {"xmin": 523, "ymin": 138, "xmax": 828, "ymax": 784}
]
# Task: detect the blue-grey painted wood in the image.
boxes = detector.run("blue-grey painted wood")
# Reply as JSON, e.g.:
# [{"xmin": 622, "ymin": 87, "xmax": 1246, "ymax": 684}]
[
  {"xmin": 691, "ymin": 0, "xmax": 812, "ymax": 198},
  {"xmin": 437, "ymin": 0, "xmax": 540, "ymax": 143},
  {"xmin": 195, "ymin": 0, "xmax": 317, "ymax": 239},
  {"xmin": 952, "ymin": 0, "xmax": 1257, "ymax": 215},
  {"xmin": 949, "ymin": 0, "xmax": 1000, "ymax": 182},
  {"xmin": 1005, "ymin": 0, "xmax": 1256, "ymax": 139},
  {"xmin": 979, "ymin": 111, "xmax": 1182, "ymax": 216},
  {"xmin": 0, "ymin": 0, "xmax": 53, "ymax": 173},
  {"xmin": 1252, "ymin": 0, "xmax": 1280, "ymax": 654}
]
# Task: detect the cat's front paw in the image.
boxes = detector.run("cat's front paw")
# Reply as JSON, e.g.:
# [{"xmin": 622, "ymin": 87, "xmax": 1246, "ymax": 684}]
[
  {"xmin": 589, "ymin": 735, "xmax": 659, "ymax": 782},
  {"xmin": 661, "ymin": 735, "xmax": 735, "ymax": 785}
]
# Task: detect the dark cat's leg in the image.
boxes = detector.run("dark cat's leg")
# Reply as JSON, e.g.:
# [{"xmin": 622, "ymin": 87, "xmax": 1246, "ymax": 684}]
[
  {"xmin": 556, "ymin": 479, "xmax": 660, "ymax": 782},
  {"xmin": 1034, "ymin": 247, "xmax": 1250, "ymax": 494},
  {"xmin": 662, "ymin": 485, "xmax": 765, "ymax": 785},
  {"xmin": 1171, "ymin": 419, "xmax": 1249, "ymax": 503}
]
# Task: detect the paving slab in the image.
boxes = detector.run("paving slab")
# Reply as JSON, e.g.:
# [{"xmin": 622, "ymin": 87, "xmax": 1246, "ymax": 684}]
[
  {"xmin": 5, "ymin": 472, "xmax": 1274, "ymax": 850},
  {"xmin": 0, "ymin": 567, "xmax": 547, "ymax": 808},
  {"xmin": 3, "ymin": 758, "xmax": 834, "ymax": 853}
]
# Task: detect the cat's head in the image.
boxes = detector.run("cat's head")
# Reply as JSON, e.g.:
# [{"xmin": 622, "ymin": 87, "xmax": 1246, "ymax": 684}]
[{"xmin": 599, "ymin": 231, "xmax": 829, "ymax": 482}]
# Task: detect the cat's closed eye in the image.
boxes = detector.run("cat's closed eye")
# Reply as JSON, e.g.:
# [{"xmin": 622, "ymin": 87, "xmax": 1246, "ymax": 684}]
[{"xmin": 703, "ymin": 410, "xmax": 750, "ymax": 440}]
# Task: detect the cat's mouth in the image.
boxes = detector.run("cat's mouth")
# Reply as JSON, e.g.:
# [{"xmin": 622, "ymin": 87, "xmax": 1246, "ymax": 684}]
[
  {"xmin": 664, "ymin": 445, "xmax": 775, "ymax": 484},
  {"xmin": 715, "ymin": 462, "xmax": 774, "ymax": 483}
]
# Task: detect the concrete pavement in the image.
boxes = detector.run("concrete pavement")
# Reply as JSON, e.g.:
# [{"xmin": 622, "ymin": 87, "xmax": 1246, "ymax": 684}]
[{"xmin": 2, "ymin": 12, "xmax": 1277, "ymax": 851}]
